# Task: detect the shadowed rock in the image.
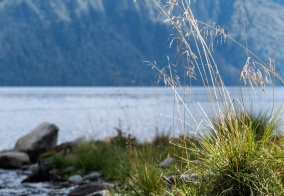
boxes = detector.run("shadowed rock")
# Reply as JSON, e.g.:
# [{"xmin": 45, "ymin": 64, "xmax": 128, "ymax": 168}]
[
  {"xmin": 0, "ymin": 151, "xmax": 30, "ymax": 169},
  {"xmin": 14, "ymin": 122, "xmax": 59, "ymax": 162},
  {"xmin": 164, "ymin": 173, "xmax": 199, "ymax": 187},
  {"xmin": 67, "ymin": 183, "xmax": 111, "ymax": 196},
  {"xmin": 22, "ymin": 137, "xmax": 88, "ymax": 183}
]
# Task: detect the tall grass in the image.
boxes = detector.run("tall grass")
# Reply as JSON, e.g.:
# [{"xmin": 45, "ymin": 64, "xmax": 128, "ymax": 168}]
[
  {"xmin": 187, "ymin": 107, "xmax": 284, "ymax": 195},
  {"xmin": 138, "ymin": 0, "xmax": 284, "ymax": 195}
]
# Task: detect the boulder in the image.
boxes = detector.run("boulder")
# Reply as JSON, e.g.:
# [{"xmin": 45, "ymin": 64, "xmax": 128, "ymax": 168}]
[
  {"xmin": 59, "ymin": 136, "xmax": 90, "ymax": 149},
  {"xmin": 68, "ymin": 175, "xmax": 83, "ymax": 183},
  {"xmin": 164, "ymin": 173, "xmax": 199, "ymax": 187},
  {"xmin": 0, "ymin": 151, "xmax": 30, "ymax": 169},
  {"xmin": 14, "ymin": 122, "xmax": 59, "ymax": 162},
  {"xmin": 83, "ymin": 171, "xmax": 102, "ymax": 181},
  {"xmin": 22, "ymin": 139, "xmax": 89, "ymax": 183},
  {"xmin": 68, "ymin": 183, "xmax": 113, "ymax": 196},
  {"xmin": 86, "ymin": 190, "xmax": 111, "ymax": 196},
  {"xmin": 22, "ymin": 144, "xmax": 73, "ymax": 183}
]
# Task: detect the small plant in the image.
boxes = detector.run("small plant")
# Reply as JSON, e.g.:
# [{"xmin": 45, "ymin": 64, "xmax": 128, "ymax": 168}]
[
  {"xmin": 111, "ymin": 127, "xmax": 137, "ymax": 148},
  {"xmin": 152, "ymin": 131, "xmax": 171, "ymax": 147},
  {"xmin": 129, "ymin": 162, "xmax": 165, "ymax": 196}
]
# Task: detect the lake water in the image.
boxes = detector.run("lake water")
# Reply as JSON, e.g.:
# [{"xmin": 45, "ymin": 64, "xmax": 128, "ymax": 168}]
[{"xmin": 0, "ymin": 86, "xmax": 283, "ymax": 150}]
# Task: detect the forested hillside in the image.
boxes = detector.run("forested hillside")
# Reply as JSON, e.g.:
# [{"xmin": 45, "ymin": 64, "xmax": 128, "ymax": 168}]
[{"xmin": 0, "ymin": 0, "xmax": 283, "ymax": 86}]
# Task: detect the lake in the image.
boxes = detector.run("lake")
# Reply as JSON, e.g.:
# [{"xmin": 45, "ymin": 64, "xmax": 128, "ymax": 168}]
[{"xmin": 0, "ymin": 86, "xmax": 283, "ymax": 150}]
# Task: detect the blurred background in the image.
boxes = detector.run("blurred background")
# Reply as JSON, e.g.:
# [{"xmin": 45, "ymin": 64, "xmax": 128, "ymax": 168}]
[{"xmin": 0, "ymin": 0, "xmax": 284, "ymax": 86}]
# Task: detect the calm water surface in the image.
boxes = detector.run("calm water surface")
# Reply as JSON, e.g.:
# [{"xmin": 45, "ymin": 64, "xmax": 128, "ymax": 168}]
[{"xmin": 0, "ymin": 87, "xmax": 283, "ymax": 150}]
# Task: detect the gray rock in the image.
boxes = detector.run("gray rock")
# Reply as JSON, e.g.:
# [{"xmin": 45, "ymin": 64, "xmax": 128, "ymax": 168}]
[
  {"xmin": 72, "ymin": 136, "xmax": 90, "ymax": 146},
  {"xmin": 86, "ymin": 190, "xmax": 111, "ymax": 196},
  {"xmin": 68, "ymin": 175, "xmax": 83, "ymax": 183},
  {"xmin": 0, "ymin": 151, "xmax": 30, "ymax": 169},
  {"xmin": 189, "ymin": 173, "xmax": 199, "ymax": 182},
  {"xmin": 22, "ymin": 142, "xmax": 78, "ymax": 183},
  {"xmin": 20, "ymin": 163, "xmax": 38, "ymax": 175},
  {"xmin": 58, "ymin": 136, "xmax": 89, "ymax": 150},
  {"xmin": 64, "ymin": 166, "xmax": 77, "ymax": 174},
  {"xmin": 164, "ymin": 173, "xmax": 199, "ymax": 187},
  {"xmin": 67, "ymin": 183, "xmax": 109, "ymax": 196},
  {"xmin": 156, "ymin": 157, "xmax": 175, "ymax": 168},
  {"xmin": 83, "ymin": 171, "xmax": 102, "ymax": 181},
  {"xmin": 14, "ymin": 122, "xmax": 59, "ymax": 162}
]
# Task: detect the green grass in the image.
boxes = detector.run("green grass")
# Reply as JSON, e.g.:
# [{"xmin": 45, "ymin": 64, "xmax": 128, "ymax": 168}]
[
  {"xmin": 210, "ymin": 109, "xmax": 281, "ymax": 142},
  {"xmin": 48, "ymin": 110, "xmax": 284, "ymax": 195},
  {"xmin": 49, "ymin": 131, "xmax": 180, "ymax": 192},
  {"xmin": 171, "ymin": 107, "xmax": 284, "ymax": 195},
  {"xmin": 51, "ymin": 139, "xmax": 133, "ymax": 182}
]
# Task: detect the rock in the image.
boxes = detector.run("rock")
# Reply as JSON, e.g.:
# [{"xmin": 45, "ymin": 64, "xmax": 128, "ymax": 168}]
[
  {"xmin": 83, "ymin": 171, "xmax": 102, "ymax": 181},
  {"xmin": 67, "ymin": 183, "xmax": 110, "ymax": 196},
  {"xmin": 58, "ymin": 136, "xmax": 90, "ymax": 150},
  {"xmin": 189, "ymin": 173, "xmax": 199, "ymax": 182},
  {"xmin": 22, "ymin": 144, "xmax": 73, "ymax": 183},
  {"xmin": 68, "ymin": 175, "xmax": 83, "ymax": 183},
  {"xmin": 164, "ymin": 173, "xmax": 198, "ymax": 187},
  {"xmin": 0, "ymin": 151, "xmax": 30, "ymax": 169},
  {"xmin": 64, "ymin": 166, "xmax": 77, "ymax": 174},
  {"xmin": 22, "ymin": 168, "xmax": 53, "ymax": 183},
  {"xmin": 70, "ymin": 136, "xmax": 90, "ymax": 147},
  {"xmin": 14, "ymin": 122, "xmax": 59, "ymax": 162},
  {"xmin": 156, "ymin": 157, "xmax": 175, "ymax": 168},
  {"xmin": 86, "ymin": 190, "xmax": 111, "ymax": 196},
  {"xmin": 20, "ymin": 163, "xmax": 38, "ymax": 175},
  {"xmin": 164, "ymin": 175, "xmax": 177, "ymax": 186},
  {"xmin": 22, "ymin": 140, "xmax": 85, "ymax": 183}
]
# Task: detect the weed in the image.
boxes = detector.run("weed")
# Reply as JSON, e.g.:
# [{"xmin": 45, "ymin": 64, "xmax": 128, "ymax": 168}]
[{"xmin": 129, "ymin": 163, "xmax": 164, "ymax": 196}]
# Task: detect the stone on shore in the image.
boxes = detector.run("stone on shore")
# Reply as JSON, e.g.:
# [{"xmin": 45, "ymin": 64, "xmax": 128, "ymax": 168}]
[
  {"xmin": 14, "ymin": 122, "xmax": 59, "ymax": 162},
  {"xmin": 58, "ymin": 136, "xmax": 89, "ymax": 150},
  {"xmin": 83, "ymin": 171, "xmax": 102, "ymax": 181},
  {"xmin": 164, "ymin": 173, "xmax": 199, "ymax": 187},
  {"xmin": 0, "ymin": 151, "xmax": 30, "ymax": 169},
  {"xmin": 68, "ymin": 175, "xmax": 83, "ymax": 183},
  {"xmin": 86, "ymin": 190, "xmax": 111, "ymax": 196},
  {"xmin": 22, "ymin": 137, "xmax": 89, "ymax": 183},
  {"xmin": 67, "ymin": 183, "xmax": 111, "ymax": 196}
]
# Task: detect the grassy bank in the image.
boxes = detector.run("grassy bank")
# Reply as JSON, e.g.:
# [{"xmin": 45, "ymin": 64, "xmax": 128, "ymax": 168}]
[
  {"xmin": 47, "ymin": 108, "xmax": 284, "ymax": 195},
  {"xmin": 49, "ymin": 129, "xmax": 182, "ymax": 194}
]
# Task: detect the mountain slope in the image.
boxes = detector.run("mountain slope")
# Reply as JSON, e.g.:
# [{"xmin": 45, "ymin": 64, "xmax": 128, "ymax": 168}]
[
  {"xmin": 0, "ymin": 0, "xmax": 283, "ymax": 86},
  {"xmin": 0, "ymin": 0, "xmax": 169, "ymax": 86}
]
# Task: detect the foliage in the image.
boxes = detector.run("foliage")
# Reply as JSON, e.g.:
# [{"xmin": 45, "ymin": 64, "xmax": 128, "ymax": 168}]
[
  {"xmin": 51, "ymin": 137, "xmax": 133, "ymax": 181},
  {"xmin": 128, "ymin": 147, "xmax": 166, "ymax": 196},
  {"xmin": 129, "ymin": 164, "xmax": 164, "ymax": 196},
  {"xmin": 50, "ymin": 130, "xmax": 177, "ymax": 188}
]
